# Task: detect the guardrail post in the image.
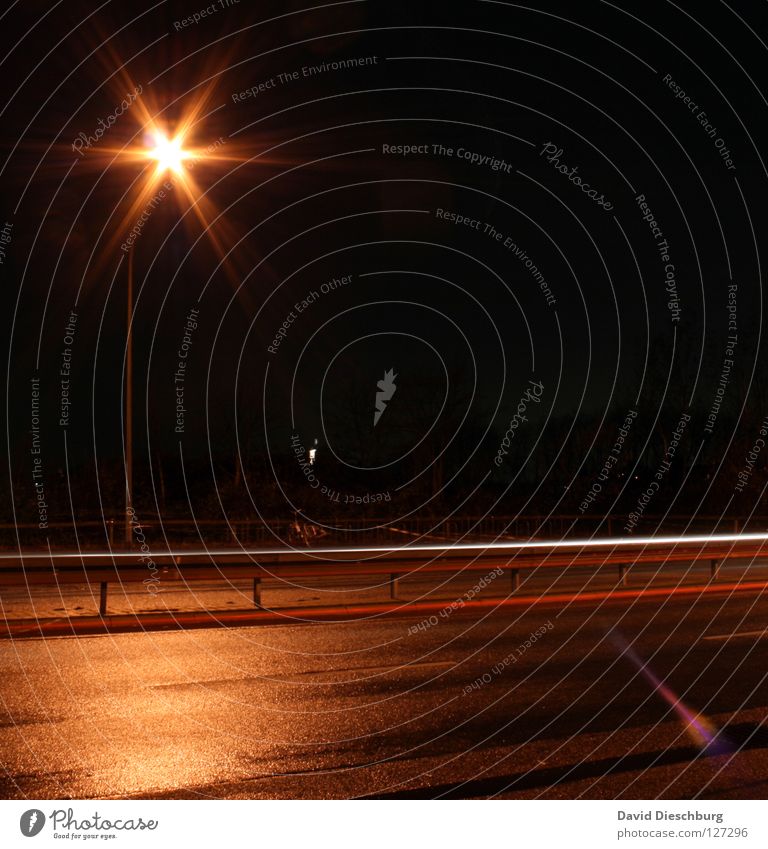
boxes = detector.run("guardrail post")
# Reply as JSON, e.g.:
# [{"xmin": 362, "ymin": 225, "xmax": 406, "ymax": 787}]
[
  {"xmin": 389, "ymin": 573, "xmax": 399, "ymax": 599},
  {"xmin": 99, "ymin": 582, "xmax": 108, "ymax": 616},
  {"xmin": 710, "ymin": 559, "xmax": 720, "ymax": 581},
  {"xmin": 618, "ymin": 564, "xmax": 628, "ymax": 587},
  {"xmin": 510, "ymin": 569, "xmax": 520, "ymax": 592},
  {"xmin": 253, "ymin": 578, "xmax": 262, "ymax": 607}
]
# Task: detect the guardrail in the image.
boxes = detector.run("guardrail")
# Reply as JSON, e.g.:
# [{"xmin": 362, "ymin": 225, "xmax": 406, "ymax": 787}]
[{"xmin": 2, "ymin": 532, "xmax": 767, "ymax": 616}]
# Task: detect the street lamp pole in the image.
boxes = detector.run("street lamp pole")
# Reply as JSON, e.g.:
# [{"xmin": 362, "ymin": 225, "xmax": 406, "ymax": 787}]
[{"xmin": 125, "ymin": 247, "xmax": 134, "ymax": 544}]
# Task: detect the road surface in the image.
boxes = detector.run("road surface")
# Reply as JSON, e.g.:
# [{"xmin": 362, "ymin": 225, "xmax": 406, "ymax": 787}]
[{"xmin": 1, "ymin": 587, "xmax": 767, "ymax": 799}]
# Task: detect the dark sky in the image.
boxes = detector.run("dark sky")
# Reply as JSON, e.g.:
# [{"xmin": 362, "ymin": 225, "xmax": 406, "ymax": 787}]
[{"xmin": 1, "ymin": 0, "xmax": 767, "ymax": 530}]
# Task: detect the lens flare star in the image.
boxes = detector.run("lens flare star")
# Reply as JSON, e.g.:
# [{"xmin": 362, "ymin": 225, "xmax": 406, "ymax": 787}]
[{"xmin": 145, "ymin": 130, "xmax": 192, "ymax": 177}]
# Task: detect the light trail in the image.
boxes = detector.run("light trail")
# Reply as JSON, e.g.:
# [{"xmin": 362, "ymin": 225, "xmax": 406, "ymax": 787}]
[
  {"xmin": 5, "ymin": 581, "xmax": 768, "ymax": 639},
  {"xmin": 1, "ymin": 530, "xmax": 768, "ymax": 561}
]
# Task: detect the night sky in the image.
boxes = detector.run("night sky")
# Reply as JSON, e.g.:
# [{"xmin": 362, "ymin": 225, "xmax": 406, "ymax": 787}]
[{"xmin": 1, "ymin": 0, "xmax": 767, "ymax": 540}]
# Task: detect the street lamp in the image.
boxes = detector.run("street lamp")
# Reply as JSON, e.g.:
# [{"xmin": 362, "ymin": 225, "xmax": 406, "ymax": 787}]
[
  {"xmin": 145, "ymin": 130, "xmax": 193, "ymax": 176},
  {"xmin": 124, "ymin": 127, "xmax": 192, "ymax": 543}
]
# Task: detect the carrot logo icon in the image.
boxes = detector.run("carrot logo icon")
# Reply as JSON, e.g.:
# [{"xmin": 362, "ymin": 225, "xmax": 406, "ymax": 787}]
[
  {"xmin": 20, "ymin": 809, "xmax": 46, "ymax": 836},
  {"xmin": 374, "ymin": 369, "xmax": 397, "ymax": 426}
]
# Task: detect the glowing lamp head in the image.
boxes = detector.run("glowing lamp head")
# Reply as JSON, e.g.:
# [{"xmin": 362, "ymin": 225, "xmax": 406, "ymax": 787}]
[{"xmin": 146, "ymin": 131, "xmax": 192, "ymax": 176}]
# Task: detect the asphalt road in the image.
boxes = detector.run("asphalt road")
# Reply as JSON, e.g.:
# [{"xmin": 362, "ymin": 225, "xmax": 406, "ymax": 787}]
[{"xmin": 1, "ymin": 587, "xmax": 767, "ymax": 799}]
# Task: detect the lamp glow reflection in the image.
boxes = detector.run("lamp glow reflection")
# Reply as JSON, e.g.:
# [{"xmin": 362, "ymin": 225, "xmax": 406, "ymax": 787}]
[{"xmin": 610, "ymin": 630, "xmax": 731, "ymax": 756}]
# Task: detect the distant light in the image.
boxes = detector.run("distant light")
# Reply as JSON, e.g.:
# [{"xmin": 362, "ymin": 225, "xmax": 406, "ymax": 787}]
[{"xmin": 308, "ymin": 438, "xmax": 318, "ymax": 466}]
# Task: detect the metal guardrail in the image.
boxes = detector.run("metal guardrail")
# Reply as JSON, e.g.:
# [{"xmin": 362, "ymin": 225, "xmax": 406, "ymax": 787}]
[{"xmin": 2, "ymin": 533, "xmax": 767, "ymax": 616}]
